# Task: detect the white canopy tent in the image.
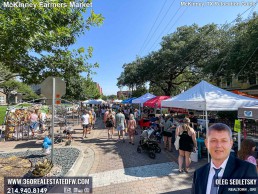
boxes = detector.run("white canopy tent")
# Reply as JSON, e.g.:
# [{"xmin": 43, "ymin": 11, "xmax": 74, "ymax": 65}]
[
  {"xmin": 96, "ymin": 99, "xmax": 106, "ymax": 104},
  {"xmin": 132, "ymin": 93, "xmax": 156, "ymax": 115},
  {"xmin": 113, "ymin": 99, "xmax": 122, "ymax": 103},
  {"xmin": 83, "ymin": 99, "xmax": 106, "ymax": 105},
  {"xmin": 161, "ymin": 80, "xmax": 258, "ymax": 160},
  {"xmin": 161, "ymin": 80, "xmax": 258, "ymax": 111},
  {"xmin": 132, "ymin": 93, "xmax": 156, "ymax": 107}
]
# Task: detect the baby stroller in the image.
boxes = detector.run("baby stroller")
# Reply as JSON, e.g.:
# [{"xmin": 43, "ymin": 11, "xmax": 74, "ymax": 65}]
[{"xmin": 137, "ymin": 127, "xmax": 161, "ymax": 159}]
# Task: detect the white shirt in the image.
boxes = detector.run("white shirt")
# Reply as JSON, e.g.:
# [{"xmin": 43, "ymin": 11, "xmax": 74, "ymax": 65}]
[
  {"xmin": 206, "ymin": 156, "xmax": 229, "ymax": 194},
  {"xmin": 81, "ymin": 114, "xmax": 89, "ymax": 125},
  {"xmin": 40, "ymin": 113, "xmax": 46, "ymax": 121}
]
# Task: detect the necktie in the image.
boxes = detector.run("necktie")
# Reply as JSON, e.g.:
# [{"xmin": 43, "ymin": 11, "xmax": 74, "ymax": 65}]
[{"xmin": 210, "ymin": 167, "xmax": 222, "ymax": 194}]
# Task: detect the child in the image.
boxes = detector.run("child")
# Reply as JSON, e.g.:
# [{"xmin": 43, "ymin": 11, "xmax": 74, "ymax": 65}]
[
  {"xmin": 42, "ymin": 135, "xmax": 52, "ymax": 155},
  {"xmin": 238, "ymin": 139, "xmax": 258, "ymax": 171}
]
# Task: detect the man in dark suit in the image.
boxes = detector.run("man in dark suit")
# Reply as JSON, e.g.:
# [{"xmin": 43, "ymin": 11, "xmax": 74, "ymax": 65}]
[{"xmin": 192, "ymin": 123, "xmax": 257, "ymax": 194}]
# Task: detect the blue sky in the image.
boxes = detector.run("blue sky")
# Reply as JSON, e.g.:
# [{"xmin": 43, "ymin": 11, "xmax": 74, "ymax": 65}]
[{"xmin": 73, "ymin": 0, "xmax": 257, "ymax": 95}]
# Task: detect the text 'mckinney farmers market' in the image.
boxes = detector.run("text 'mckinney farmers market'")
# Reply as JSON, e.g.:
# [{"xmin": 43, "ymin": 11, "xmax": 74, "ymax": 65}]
[{"xmin": 2, "ymin": 1, "xmax": 93, "ymax": 8}]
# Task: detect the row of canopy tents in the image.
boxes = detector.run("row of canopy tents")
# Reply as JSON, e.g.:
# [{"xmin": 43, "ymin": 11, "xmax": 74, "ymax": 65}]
[
  {"xmin": 84, "ymin": 81, "xmax": 258, "ymax": 117},
  {"xmin": 123, "ymin": 80, "xmax": 258, "ymax": 138},
  {"xmin": 162, "ymin": 80, "xmax": 258, "ymax": 160},
  {"xmin": 123, "ymin": 82, "xmax": 258, "ymax": 137},
  {"xmin": 122, "ymin": 94, "xmax": 170, "ymax": 108},
  {"xmin": 122, "ymin": 81, "xmax": 258, "ymax": 111},
  {"xmin": 121, "ymin": 80, "xmax": 258, "ymax": 161}
]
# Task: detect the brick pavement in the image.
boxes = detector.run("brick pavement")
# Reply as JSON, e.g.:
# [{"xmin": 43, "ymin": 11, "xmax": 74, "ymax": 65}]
[
  {"xmin": 71, "ymin": 118, "xmax": 208, "ymax": 194},
  {"xmin": 0, "ymin": 117, "xmax": 208, "ymax": 194}
]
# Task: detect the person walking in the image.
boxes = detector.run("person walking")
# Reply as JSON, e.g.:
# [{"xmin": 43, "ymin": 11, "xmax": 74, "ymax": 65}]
[
  {"xmin": 192, "ymin": 123, "xmax": 257, "ymax": 194},
  {"xmin": 133, "ymin": 109, "xmax": 139, "ymax": 131},
  {"xmin": 106, "ymin": 109, "xmax": 115, "ymax": 139},
  {"xmin": 115, "ymin": 108, "xmax": 126, "ymax": 142},
  {"xmin": 35, "ymin": 107, "xmax": 47, "ymax": 132},
  {"xmin": 103, "ymin": 108, "xmax": 109, "ymax": 127},
  {"xmin": 28, "ymin": 109, "xmax": 39, "ymax": 137},
  {"xmin": 127, "ymin": 114, "xmax": 136, "ymax": 145},
  {"xmin": 88, "ymin": 110, "xmax": 93, "ymax": 134},
  {"xmin": 176, "ymin": 118, "xmax": 197, "ymax": 173},
  {"xmin": 238, "ymin": 138, "xmax": 258, "ymax": 171},
  {"xmin": 101, "ymin": 107, "xmax": 106, "ymax": 119},
  {"xmin": 91, "ymin": 108, "xmax": 96, "ymax": 129},
  {"xmin": 163, "ymin": 115, "xmax": 174, "ymax": 152},
  {"xmin": 81, "ymin": 110, "xmax": 89, "ymax": 139}
]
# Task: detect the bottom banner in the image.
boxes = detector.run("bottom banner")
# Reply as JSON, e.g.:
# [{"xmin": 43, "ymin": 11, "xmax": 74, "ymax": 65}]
[{"xmin": 4, "ymin": 177, "xmax": 93, "ymax": 194}]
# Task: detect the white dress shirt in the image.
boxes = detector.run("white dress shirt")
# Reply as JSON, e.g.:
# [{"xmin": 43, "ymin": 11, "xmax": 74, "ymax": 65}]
[{"xmin": 206, "ymin": 156, "xmax": 229, "ymax": 194}]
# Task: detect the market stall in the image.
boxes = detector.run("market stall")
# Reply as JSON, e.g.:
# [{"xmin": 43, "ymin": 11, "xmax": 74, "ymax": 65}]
[
  {"xmin": 3, "ymin": 100, "xmax": 80, "ymax": 141},
  {"xmin": 132, "ymin": 93, "xmax": 156, "ymax": 107},
  {"xmin": 161, "ymin": 80, "xmax": 258, "ymax": 160},
  {"xmin": 238, "ymin": 105, "xmax": 258, "ymax": 137},
  {"xmin": 143, "ymin": 96, "xmax": 170, "ymax": 108},
  {"xmin": 83, "ymin": 99, "xmax": 106, "ymax": 105},
  {"xmin": 238, "ymin": 105, "xmax": 258, "ymax": 120},
  {"xmin": 4, "ymin": 105, "xmax": 44, "ymax": 140},
  {"xmin": 121, "ymin": 97, "xmax": 137, "ymax": 104}
]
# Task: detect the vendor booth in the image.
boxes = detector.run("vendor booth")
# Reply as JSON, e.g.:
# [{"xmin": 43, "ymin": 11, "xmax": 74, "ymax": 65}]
[
  {"xmin": 238, "ymin": 105, "xmax": 258, "ymax": 120},
  {"xmin": 113, "ymin": 99, "xmax": 122, "ymax": 103},
  {"xmin": 132, "ymin": 93, "xmax": 156, "ymax": 130},
  {"xmin": 143, "ymin": 96, "xmax": 170, "ymax": 108},
  {"xmin": 121, "ymin": 97, "xmax": 137, "ymax": 104},
  {"xmin": 161, "ymin": 80, "xmax": 258, "ymax": 160},
  {"xmin": 238, "ymin": 105, "xmax": 258, "ymax": 153},
  {"xmin": 132, "ymin": 93, "xmax": 156, "ymax": 107},
  {"xmin": 238, "ymin": 105, "xmax": 258, "ymax": 137},
  {"xmin": 83, "ymin": 99, "xmax": 106, "ymax": 105}
]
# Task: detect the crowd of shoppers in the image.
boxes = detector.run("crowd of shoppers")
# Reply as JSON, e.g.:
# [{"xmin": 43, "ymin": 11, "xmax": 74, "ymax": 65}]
[{"xmin": 81, "ymin": 105, "xmax": 258, "ymax": 177}]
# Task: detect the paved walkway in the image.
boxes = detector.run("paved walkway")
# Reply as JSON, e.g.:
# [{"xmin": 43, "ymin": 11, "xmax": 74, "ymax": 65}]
[
  {"xmin": 0, "ymin": 118, "xmax": 208, "ymax": 194},
  {"xmin": 70, "ymin": 118, "xmax": 208, "ymax": 193}
]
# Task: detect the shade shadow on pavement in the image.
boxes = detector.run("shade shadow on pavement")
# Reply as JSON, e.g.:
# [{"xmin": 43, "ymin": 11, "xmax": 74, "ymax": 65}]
[
  {"xmin": 14, "ymin": 141, "xmax": 42, "ymax": 149},
  {"xmin": 70, "ymin": 117, "xmax": 209, "ymax": 194}
]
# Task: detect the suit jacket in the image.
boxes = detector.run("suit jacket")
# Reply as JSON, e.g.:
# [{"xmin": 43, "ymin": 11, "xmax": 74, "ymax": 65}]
[{"xmin": 192, "ymin": 156, "xmax": 257, "ymax": 194}]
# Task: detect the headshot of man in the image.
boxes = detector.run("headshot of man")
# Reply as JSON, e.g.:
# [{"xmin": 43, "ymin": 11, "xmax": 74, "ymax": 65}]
[{"xmin": 192, "ymin": 123, "xmax": 257, "ymax": 194}]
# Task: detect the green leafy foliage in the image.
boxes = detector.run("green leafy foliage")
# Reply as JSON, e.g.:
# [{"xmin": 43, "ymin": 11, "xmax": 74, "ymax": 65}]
[
  {"xmin": 63, "ymin": 76, "xmax": 100, "ymax": 101},
  {"xmin": 0, "ymin": 0, "xmax": 104, "ymax": 99},
  {"xmin": 0, "ymin": 80, "xmax": 38, "ymax": 104},
  {"xmin": 118, "ymin": 14, "xmax": 258, "ymax": 96},
  {"xmin": 132, "ymin": 85, "xmax": 147, "ymax": 97}
]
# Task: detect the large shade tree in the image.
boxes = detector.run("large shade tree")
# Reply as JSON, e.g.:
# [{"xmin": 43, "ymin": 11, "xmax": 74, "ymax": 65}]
[
  {"xmin": 0, "ymin": 0, "xmax": 104, "ymax": 99},
  {"xmin": 118, "ymin": 14, "xmax": 258, "ymax": 96},
  {"xmin": 0, "ymin": 80, "xmax": 38, "ymax": 104},
  {"xmin": 225, "ymin": 14, "xmax": 258, "ymax": 82},
  {"xmin": 201, "ymin": 14, "xmax": 258, "ymax": 85},
  {"xmin": 118, "ymin": 24, "xmax": 223, "ymax": 96}
]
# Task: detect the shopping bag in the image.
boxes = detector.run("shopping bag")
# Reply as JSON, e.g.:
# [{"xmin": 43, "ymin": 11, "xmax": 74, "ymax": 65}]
[
  {"xmin": 190, "ymin": 151, "xmax": 198, "ymax": 162},
  {"xmin": 174, "ymin": 136, "xmax": 180, "ymax": 150}
]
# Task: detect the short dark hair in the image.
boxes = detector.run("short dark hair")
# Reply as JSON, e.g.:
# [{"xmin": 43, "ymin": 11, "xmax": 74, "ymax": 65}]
[
  {"xmin": 189, "ymin": 112, "xmax": 194, "ymax": 115},
  {"xmin": 208, "ymin": 123, "xmax": 232, "ymax": 139}
]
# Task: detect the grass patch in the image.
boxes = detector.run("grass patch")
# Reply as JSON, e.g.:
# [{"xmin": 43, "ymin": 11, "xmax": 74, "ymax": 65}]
[{"xmin": 0, "ymin": 106, "xmax": 7, "ymax": 124}]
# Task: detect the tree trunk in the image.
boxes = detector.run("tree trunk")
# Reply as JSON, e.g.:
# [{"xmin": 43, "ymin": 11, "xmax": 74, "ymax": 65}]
[{"xmin": 6, "ymin": 93, "xmax": 10, "ymax": 105}]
